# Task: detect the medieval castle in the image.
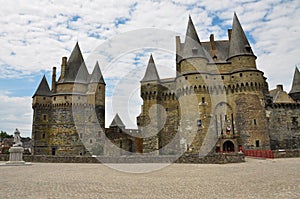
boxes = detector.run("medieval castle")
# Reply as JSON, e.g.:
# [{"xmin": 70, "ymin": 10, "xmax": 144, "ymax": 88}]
[{"xmin": 32, "ymin": 13, "xmax": 300, "ymax": 156}]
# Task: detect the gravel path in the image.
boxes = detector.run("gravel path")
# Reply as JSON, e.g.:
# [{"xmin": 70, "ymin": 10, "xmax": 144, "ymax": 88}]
[{"xmin": 0, "ymin": 158, "xmax": 299, "ymax": 199}]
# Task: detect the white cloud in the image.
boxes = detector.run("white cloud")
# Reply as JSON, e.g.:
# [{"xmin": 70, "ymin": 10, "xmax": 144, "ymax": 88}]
[{"xmin": 0, "ymin": 94, "xmax": 32, "ymax": 137}]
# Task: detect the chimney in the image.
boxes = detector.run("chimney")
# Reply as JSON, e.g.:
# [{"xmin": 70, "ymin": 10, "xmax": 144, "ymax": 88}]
[
  {"xmin": 61, "ymin": 56, "xmax": 67, "ymax": 79},
  {"xmin": 276, "ymin": 84, "xmax": 283, "ymax": 91},
  {"xmin": 210, "ymin": 34, "xmax": 215, "ymax": 50},
  {"xmin": 52, "ymin": 67, "xmax": 56, "ymax": 93},
  {"xmin": 228, "ymin": 29, "xmax": 232, "ymax": 41}
]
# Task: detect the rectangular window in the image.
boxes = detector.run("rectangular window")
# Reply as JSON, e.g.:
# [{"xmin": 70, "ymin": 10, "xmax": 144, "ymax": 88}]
[
  {"xmin": 201, "ymin": 97, "xmax": 205, "ymax": 103},
  {"xmin": 253, "ymin": 119, "xmax": 257, "ymax": 125},
  {"xmin": 197, "ymin": 119, "xmax": 202, "ymax": 127},
  {"xmin": 255, "ymin": 140, "xmax": 260, "ymax": 147}
]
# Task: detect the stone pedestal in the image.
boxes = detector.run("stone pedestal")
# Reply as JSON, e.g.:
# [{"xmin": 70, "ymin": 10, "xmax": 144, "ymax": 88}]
[{"xmin": 5, "ymin": 147, "xmax": 26, "ymax": 166}]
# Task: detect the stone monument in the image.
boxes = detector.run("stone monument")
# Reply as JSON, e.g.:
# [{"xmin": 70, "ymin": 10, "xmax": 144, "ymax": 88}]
[{"xmin": 1, "ymin": 129, "xmax": 31, "ymax": 166}]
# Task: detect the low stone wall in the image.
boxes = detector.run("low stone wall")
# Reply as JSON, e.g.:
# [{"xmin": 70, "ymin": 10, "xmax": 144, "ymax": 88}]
[
  {"xmin": 0, "ymin": 153, "xmax": 245, "ymax": 164},
  {"xmin": 176, "ymin": 153, "xmax": 245, "ymax": 164},
  {"xmin": 272, "ymin": 149, "xmax": 300, "ymax": 158}
]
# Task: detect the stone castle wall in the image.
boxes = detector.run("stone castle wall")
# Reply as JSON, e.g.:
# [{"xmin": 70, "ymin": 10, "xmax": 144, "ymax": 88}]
[{"xmin": 267, "ymin": 104, "xmax": 300, "ymax": 150}]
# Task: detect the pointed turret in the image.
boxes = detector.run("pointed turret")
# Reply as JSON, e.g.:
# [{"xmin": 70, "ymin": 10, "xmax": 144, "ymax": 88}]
[
  {"xmin": 33, "ymin": 75, "xmax": 51, "ymax": 97},
  {"xmin": 185, "ymin": 15, "xmax": 201, "ymax": 44},
  {"xmin": 141, "ymin": 54, "xmax": 160, "ymax": 82},
  {"xmin": 109, "ymin": 113, "xmax": 125, "ymax": 128},
  {"xmin": 289, "ymin": 67, "xmax": 300, "ymax": 101},
  {"xmin": 59, "ymin": 42, "xmax": 89, "ymax": 83},
  {"xmin": 227, "ymin": 13, "xmax": 255, "ymax": 59},
  {"xmin": 182, "ymin": 15, "xmax": 208, "ymax": 60},
  {"xmin": 90, "ymin": 61, "xmax": 105, "ymax": 84}
]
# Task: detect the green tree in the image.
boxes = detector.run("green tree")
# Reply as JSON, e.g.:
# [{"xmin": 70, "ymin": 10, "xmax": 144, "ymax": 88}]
[{"xmin": 0, "ymin": 131, "xmax": 13, "ymax": 140}]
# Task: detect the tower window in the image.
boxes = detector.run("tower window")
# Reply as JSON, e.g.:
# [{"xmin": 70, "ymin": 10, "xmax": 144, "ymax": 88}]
[
  {"xmin": 90, "ymin": 139, "xmax": 93, "ymax": 144},
  {"xmin": 54, "ymin": 97, "xmax": 56, "ymax": 101},
  {"xmin": 201, "ymin": 97, "xmax": 205, "ymax": 103},
  {"xmin": 64, "ymin": 96, "xmax": 67, "ymax": 100},
  {"xmin": 185, "ymin": 76, "xmax": 188, "ymax": 80},
  {"xmin": 43, "ymin": 97, "xmax": 46, "ymax": 100},
  {"xmin": 42, "ymin": 114, "xmax": 47, "ymax": 121},
  {"xmin": 221, "ymin": 76, "xmax": 224, "ymax": 80},
  {"xmin": 166, "ymin": 108, "xmax": 169, "ymax": 112},
  {"xmin": 253, "ymin": 119, "xmax": 257, "ymax": 125},
  {"xmin": 240, "ymin": 73, "xmax": 243, "ymax": 77},
  {"xmin": 42, "ymin": 133, "xmax": 45, "ymax": 139},
  {"xmin": 255, "ymin": 140, "xmax": 260, "ymax": 147}
]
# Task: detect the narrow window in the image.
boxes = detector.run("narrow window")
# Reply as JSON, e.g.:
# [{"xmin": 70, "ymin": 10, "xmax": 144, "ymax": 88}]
[
  {"xmin": 64, "ymin": 96, "xmax": 67, "ymax": 100},
  {"xmin": 42, "ymin": 133, "xmax": 45, "ymax": 139},
  {"xmin": 240, "ymin": 73, "xmax": 243, "ymax": 77},
  {"xmin": 43, "ymin": 97, "xmax": 46, "ymax": 100},
  {"xmin": 201, "ymin": 97, "xmax": 205, "ymax": 103},
  {"xmin": 255, "ymin": 140, "xmax": 260, "ymax": 147},
  {"xmin": 197, "ymin": 119, "xmax": 202, "ymax": 127},
  {"xmin": 221, "ymin": 76, "xmax": 224, "ymax": 80},
  {"xmin": 79, "ymin": 133, "xmax": 83, "ymax": 139},
  {"xmin": 43, "ymin": 114, "xmax": 47, "ymax": 121},
  {"xmin": 253, "ymin": 119, "xmax": 257, "ymax": 125},
  {"xmin": 165, "ymin": 108, "xmax": 168, "ymax": 112},
  {"xmin": 90, "ymin": 139, "xmax": 93, "ymax": 144}
]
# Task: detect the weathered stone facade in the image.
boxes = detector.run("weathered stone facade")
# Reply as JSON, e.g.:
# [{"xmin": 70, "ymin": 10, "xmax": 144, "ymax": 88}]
[
  {"xmin": 32, "ymin": 43, "xmax": 137, "ymax": 156},
  {"xmin": 137, "ymin": 13, "xmax": 300, "ymax": 155},
  {"xmin": 32, "ymin": 13, "xmax": 300, "ymax": 157}
]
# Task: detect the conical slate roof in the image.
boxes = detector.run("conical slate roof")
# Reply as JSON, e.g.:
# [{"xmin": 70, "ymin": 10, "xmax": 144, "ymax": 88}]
[
  {"xmin": 227, "ymin": 13, "xmax": 255, "ymax": 59},
  {"xmin": 90, "ymin": 61, "xmax": 105, "ymax": 84},
  {"xmin": 33, "ymin": 75, "xmax": 51, "ymax": 97},
  {"xmin": 109, "ymin": 113, "xmax": 125, "ymax": 128},
  {"xmin": 141, "ymin": 54, "xmax": 160, "ymax": 82},
  {"xmin": 185, "ymin": 15, "xmax": 201, "ymax": 44},
  {"xmin": 60, "ymin": 42, "xmax": 89, "ymax": 83},
  {"xmin": 289, "ymin": 67, "xmax": 300, "ymax": 94},
  {"xmin": 181, "ymin": 16, "xmax": 208, "ymax": 60}
]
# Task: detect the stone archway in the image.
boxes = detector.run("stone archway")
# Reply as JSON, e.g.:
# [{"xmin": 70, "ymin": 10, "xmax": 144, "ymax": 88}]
[{"xmin": 223, "ymin": 140, "xmax": 235, "ymax": 152}]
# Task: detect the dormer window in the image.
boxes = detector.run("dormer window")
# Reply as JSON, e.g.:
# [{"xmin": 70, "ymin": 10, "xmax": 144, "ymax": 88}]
[
  {"xmin": 192, "ymin": 48, "xmax": 198, "ymax": 55},
  {"xmin": 213, "ymin": 55, "xmax": 217, "ymax": 61},
  {"xmin": 245, "ymin": 44, "xmax": 251, "ymax": 53}
]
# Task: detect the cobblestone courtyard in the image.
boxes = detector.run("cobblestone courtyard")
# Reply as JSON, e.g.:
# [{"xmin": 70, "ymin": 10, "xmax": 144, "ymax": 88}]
[{"xmin": 0, "ymin": 158, "xmax": 299, "ymax": 199}]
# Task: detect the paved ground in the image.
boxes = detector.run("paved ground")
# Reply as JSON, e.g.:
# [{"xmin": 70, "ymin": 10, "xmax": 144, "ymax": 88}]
[{"xmin": 0, "ymin": 158, "xmax": 299, "ymax": 199}]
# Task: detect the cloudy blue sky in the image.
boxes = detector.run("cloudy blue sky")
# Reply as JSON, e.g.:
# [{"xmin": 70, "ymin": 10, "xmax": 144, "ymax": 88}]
[{"xmin": 0, "ymin": 0, "xmax": 299, "ymax": 137}]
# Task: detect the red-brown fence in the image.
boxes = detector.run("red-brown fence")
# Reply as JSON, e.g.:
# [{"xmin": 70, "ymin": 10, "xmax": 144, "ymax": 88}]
[{"xmin": 242, "ymin": 150, "xmax": 274, "ymax": 159}]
